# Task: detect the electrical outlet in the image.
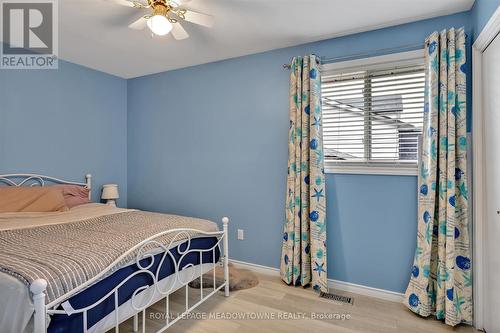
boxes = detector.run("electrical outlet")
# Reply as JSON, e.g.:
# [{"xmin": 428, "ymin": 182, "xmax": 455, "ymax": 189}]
[{"xmin": 237, "ymin": 229, "xmax": 244, "ymax": 240}]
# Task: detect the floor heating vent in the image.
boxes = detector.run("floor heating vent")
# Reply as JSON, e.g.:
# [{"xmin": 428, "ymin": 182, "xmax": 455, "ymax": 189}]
[{"xmin": 319, "ymin": 291, "xmax": 353, "ymax": 305}]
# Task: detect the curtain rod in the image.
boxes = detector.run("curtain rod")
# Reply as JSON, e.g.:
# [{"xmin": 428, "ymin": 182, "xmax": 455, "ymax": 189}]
[
  {"xmin": 282, "ymin": 42, "xmax": 423, "ymax": 69},
  {"xmin": 282, "ymin": 33, "xmax": 468, "ymax": 70}
]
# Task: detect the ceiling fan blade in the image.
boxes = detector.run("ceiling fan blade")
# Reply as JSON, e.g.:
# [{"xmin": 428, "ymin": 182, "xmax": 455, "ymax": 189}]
[
  {"xmin": 182, "ymin": 10, "xmax": 214, "ymax": 28},
  {"xmin": 128, "ymin": 16, "xmax": 148, "ymax": 30},
  {"xmin": 171, "ymin": 22, "xmax": 189, "ymax": 40},
  {"xmin": 108, "ymin": 0, "xmax": 148, "ymax": 8},
  {"xmin": 169, "ymin": 0, "xmax": 191, "ymax": 7}
]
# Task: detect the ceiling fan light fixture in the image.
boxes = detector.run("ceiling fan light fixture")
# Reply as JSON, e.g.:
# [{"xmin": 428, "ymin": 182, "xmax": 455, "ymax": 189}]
[
  {"xmin": 147, "ymin": 14, "xmax": 172, "ymax": 36},
  {"xmin": 118, "ymin": 0, "xmax": 212, "ymax": 41}
]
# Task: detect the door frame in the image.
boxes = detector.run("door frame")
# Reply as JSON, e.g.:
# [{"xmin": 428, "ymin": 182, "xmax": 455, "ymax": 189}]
[{"xmin": 472, "ymin": 5, "xmax": 500, "ymax": 330}]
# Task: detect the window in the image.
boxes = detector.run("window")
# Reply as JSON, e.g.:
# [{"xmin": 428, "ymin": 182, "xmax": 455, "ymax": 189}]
[{"xmin": 321, "ymin": 51, "xmax": 424, "ymax": 175}]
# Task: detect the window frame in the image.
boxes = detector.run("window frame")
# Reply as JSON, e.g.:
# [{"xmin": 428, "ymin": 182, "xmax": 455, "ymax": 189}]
[{"xmin": 321, "ymin": 50, "xmax": 424, "ymax": 176}]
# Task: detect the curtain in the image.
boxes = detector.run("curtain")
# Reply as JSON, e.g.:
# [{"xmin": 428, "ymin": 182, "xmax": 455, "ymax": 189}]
[
  {"xmin": 405, "ymin": 28, "xmax": 472, "ymax": 326},
  {"xmin": 280, "ymin": 55, "xmax": 328, "ymax": 293}
]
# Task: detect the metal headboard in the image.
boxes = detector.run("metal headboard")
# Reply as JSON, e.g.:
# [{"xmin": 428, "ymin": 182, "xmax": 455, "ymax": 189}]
[{"xmin": 0, "ymin": 173, "xmax": 92, "ymax": 200}]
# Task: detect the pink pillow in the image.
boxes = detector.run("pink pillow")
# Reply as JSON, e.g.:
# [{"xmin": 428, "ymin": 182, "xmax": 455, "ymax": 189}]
[{"xmin": 54, "ymin": 185, "xmax": 91, "ymax": 208}]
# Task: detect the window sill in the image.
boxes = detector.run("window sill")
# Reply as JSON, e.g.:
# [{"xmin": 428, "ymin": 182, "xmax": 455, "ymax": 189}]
[{"xmin": 324, "ymin": 163, "xmax": 418, "ymax": 176}]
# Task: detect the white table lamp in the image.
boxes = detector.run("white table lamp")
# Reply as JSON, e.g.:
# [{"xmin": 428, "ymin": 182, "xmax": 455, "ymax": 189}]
[{"xmin": 102, "ymin": 184, "xmax": 119, "ymax": 207}]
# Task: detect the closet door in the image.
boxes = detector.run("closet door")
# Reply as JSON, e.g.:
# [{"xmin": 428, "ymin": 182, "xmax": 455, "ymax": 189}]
[{"xmin": 482, "ymin": 31, "xmax": 500, "ymax": 333}]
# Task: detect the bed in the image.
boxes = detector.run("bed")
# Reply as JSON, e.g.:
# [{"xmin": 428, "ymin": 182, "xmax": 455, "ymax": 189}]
[{"xmin": 0, "ymin": 173, "xmax": 230, "ymax": 333}]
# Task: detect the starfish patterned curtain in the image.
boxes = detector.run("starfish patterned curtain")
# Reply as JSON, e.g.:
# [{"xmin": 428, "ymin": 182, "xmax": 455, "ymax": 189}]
[
  {"xmin": 405, "ymin": 28, "xmax": 472, "ymax": 326},
  {"xmin": 280, "ymin": 55, "xmax": 328, "ymax": 293}
]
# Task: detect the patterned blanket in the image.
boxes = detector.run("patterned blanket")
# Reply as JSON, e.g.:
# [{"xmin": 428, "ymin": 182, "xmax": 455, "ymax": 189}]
[{"xmin": 0, "ymin": 211, "xmax": 218, "ymax": 303}]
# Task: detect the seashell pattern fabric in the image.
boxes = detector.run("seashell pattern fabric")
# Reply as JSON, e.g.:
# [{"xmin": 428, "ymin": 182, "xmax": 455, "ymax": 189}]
[
  {"xmin": 280, "ymin": 55, "xmax": 328, "ymax": 293},
  {"xmin": 404, "ymin": 27, "xmax": 472, "ymax": 326}
]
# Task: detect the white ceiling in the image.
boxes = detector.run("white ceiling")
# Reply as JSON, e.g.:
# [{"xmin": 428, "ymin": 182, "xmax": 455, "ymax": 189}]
[{"xmin": 57, "ymin": 0, "xmax": 474, "ymax": 78}]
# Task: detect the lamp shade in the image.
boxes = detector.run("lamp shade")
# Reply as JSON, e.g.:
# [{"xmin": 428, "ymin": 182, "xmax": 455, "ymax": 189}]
[{"xmin": 101, "ymin": 184, "xmax": 119, "ymax": 200}]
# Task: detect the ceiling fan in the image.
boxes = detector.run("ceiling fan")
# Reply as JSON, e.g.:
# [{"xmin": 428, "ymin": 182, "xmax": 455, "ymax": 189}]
[{"xmin": 110, "ymin": 0, "xmax": 214, "ymax": 40}]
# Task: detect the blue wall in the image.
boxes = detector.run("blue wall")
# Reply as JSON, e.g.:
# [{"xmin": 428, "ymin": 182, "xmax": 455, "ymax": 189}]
[
  {"xmin": 0, "ymin": 60, "xmax": 128, "ymax": 206},
  {"xmin": 127, "ymin": 12, "xmax": 471, "ymax": 293},
  {"xmin": 471, "ymin": 0, "xmax": 500, "ymax": 40},
  {"xmin": 0, "ymin": 8, "xmax": 476, "ymax": 294}
]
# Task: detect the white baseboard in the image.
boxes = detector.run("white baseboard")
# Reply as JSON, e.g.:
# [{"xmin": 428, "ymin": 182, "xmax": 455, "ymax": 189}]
[
  {"xmin": 328, "ymin": 278, "xmax": 405, "ymax": 303},
  {"xmin": 231, "ymin": 259, "xmax": 280, "ymax": 275},
  {"xmin": 230, "ymin": 258, "xmax": 405, "ymax": 303}
]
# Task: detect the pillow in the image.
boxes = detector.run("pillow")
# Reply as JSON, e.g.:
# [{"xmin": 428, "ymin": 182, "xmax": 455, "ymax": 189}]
[
  {"xmin": 0, "ymin": 187, "xmax": 68, "ymax": 213},
  {"xmin": 54, "ymin": 185, "xmax": 91, "ymax": 208}
]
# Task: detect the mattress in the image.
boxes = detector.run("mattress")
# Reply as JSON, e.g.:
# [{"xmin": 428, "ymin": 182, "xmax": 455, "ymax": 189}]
[
  {"xmin": 0, "ymin": 204, "xmax": 220, "ymax": 333},
  {"xmin": 49, "ymin": 236, "xmax": 220, "ymax": 333}
]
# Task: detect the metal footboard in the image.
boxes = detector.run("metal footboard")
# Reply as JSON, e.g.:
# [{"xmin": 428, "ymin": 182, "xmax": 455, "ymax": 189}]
[{"xmin": 31, "ymin": 217, "xmax": 230, "ymax": 333}]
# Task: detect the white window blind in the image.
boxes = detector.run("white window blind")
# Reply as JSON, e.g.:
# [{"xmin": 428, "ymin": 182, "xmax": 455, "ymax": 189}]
[{"xmin": 321, "ymin": 61, "xmax": 425, "ymax": 172}]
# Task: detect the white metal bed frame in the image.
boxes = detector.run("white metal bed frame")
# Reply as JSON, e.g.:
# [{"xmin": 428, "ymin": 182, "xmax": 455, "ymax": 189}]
[{"xmin": 0, "ymin": 173, "xmax": 230, "ymax": 333}]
